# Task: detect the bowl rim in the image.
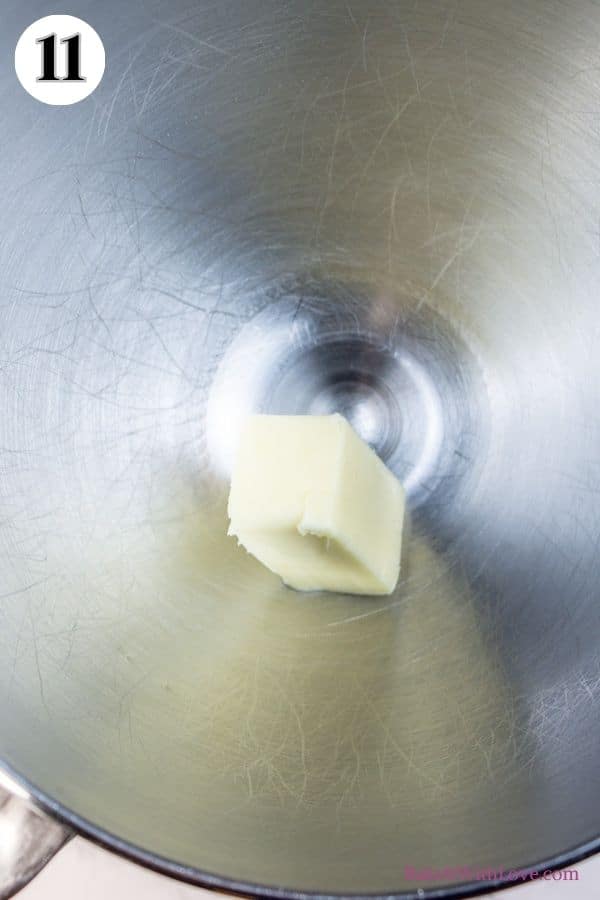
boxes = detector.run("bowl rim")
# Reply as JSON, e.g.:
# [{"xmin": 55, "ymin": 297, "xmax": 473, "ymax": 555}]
[{"xmin": 2, "ymin": 759, "xmax": 598, "ymax": 899}]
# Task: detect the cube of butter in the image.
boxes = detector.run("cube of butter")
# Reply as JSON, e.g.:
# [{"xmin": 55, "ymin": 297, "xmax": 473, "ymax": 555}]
[{"xmin": 227, "ymin": 414, "xmax": 405, "ymax": 595}]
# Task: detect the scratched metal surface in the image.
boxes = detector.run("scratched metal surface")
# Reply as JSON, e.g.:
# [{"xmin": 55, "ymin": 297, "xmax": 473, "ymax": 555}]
[{"xmin": 0, "ymin": 0, "xmax": 599, "ymax": 895}]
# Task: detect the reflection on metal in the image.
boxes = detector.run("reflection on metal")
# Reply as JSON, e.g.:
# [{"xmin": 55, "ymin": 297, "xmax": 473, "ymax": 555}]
[
  {"xmin": 0, "ymin": 772, "xmax": 29, "ymax": 803},
  {"xmin": 0, "ymin": 787, "xmax": 71, "ymax": 899}
]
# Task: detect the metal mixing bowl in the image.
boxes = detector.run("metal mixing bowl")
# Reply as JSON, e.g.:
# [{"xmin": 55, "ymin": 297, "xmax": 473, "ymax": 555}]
[{"xmin": 1, "ymin": 0, "xmax": 599, "ymax": 896}]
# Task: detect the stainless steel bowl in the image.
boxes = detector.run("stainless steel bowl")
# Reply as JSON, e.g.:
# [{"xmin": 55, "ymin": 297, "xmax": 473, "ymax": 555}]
[{"xmin": 1, "ymin": 0, "xmax": 599, "ymax": 896}]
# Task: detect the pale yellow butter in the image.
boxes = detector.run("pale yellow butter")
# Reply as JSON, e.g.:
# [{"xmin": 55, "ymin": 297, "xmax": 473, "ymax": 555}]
[{"xmin": 227, "ymin": 414, "xmax": 405, "ymax": 595}]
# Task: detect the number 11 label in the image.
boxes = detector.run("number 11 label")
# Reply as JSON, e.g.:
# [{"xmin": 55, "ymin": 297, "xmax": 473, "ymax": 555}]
[
  {"xmin": 15, "ymin": 15, "xmax": 105, "ymax": 105},
  {"xmin": 37, "ymin": 33, "xmax": 85, "ymax": 82}
]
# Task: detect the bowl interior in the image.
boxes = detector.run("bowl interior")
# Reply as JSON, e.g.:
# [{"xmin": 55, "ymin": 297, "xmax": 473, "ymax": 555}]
[{"xmin": 1, "ymin": 0, "xmax": 599, "ymax": 894}]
